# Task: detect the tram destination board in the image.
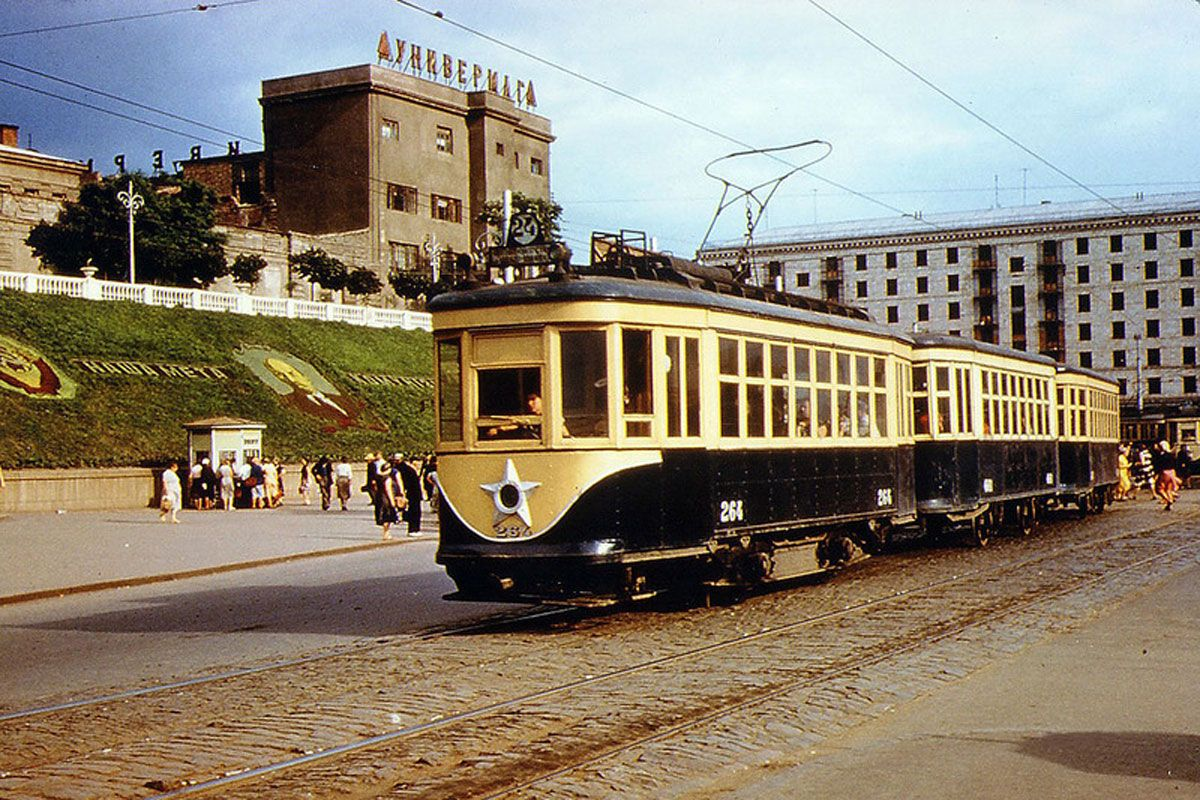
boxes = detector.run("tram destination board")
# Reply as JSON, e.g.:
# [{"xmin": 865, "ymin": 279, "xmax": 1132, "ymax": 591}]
[{"xmin": 489, "ymin": 244, "xmax": 555, "ymax": 268}]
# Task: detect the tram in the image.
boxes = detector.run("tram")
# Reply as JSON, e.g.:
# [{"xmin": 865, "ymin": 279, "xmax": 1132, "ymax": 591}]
[{"xmin": 430, "ymin": 232, "xmax": 1120, "ymax": 605}]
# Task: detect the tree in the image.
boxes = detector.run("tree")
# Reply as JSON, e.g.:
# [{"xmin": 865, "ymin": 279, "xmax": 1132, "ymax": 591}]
[
  {"xmin": 345, "ymin": 267, "xmax": 383, "ymax": 298},
  {"xmin": 26, "ymin": 172, "xmax": 227, "ymax": 286},
  {"xmin": 478, "ymin": 192, "xmax": 564, "ymax": 244},
  {"xmin": 388, "ymin": 270, "xmax": 456, "ymax": 304},
  {"xmin": 289, "ymin": 248, "xmax": 348, "ymax": 295},
  {"xmin": 229, "ymin": 253, "xmax": 268, "ymax": 287}
]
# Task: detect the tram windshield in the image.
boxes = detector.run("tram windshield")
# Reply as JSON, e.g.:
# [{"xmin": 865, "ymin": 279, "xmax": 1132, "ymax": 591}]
[
  {"xmin": 560, "ymin": 330, "xmax": 608, "ymax": 437},
  {"xmin": 477, "ymin": 367, "xmax": 542, "ymax": 440}
]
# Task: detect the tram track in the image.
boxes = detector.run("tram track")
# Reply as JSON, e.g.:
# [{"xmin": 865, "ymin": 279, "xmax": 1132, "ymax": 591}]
[{"xmin": 1, "ymin": 505, "xmax": 1195, "ymax": 800}]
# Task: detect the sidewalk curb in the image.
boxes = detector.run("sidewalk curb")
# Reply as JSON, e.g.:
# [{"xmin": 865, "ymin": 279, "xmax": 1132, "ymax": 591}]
[{"xmin": 0, "ymin": 537, "xmax": 422, "ymax": 607}]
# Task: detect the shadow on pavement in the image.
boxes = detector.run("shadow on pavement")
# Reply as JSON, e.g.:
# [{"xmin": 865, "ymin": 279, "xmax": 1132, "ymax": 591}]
[{"xmin": 1017, "ymin": 731, "xmax": 1200, "ymax": 783}]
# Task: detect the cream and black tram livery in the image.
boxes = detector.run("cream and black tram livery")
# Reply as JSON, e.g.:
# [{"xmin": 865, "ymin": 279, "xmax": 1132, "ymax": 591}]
[
  {"xmin": 910, "ymin": 334, "xmax": 1059, "ymax": 544},
  {"xmin": 1053, "ymin": 364, "xmax": 1120, "ymax": 512},
  {"xmin": 430, "ymin": 242, "xmax": 916, "ymax": 605}
]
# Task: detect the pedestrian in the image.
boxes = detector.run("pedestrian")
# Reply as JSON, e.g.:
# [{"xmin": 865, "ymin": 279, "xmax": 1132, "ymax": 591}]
[
  {"xmin": 159, "ymin": 460, "xmax": 182, "ymax": 524},
  {"xmin": 218, "ymin": 458, "xmax": 236, "ymax": 511},
  {"xmin": 397, "ymin": 453, "xmax": 424, "ymax": 536},
  {"xmin": 334, "ymin": 456, "xmax": 353, "ymax": 511},
  {"xmin": 422, "ymin": 455, "xmax": 439, "ymax": 513},
  {"xmin": 372, "ymin": 458, "xmax": 405, "ymax": 540},
  {"xmin": 1116, "ymin": 444, "xmax": 1133, "ymax": 501},
  {"xmin": 363, "ymin": 452, "xmax": 380, "ymax": 505},
  {"xmin": 262, "ymin": 457, "xmax": 280, "ymax": 508},
  {"xmin": 248, "ymin": 456, "xmax": 266, "ymax": 509},
  {"xmin": 298, "ymin": 458, "xmax": 312, "ymax": 506},
  {"xmin": 313, "ymin": 455, "xmax": 333, "ymax": 511},
  {"xmin": 197, "ymin": 458, "xmax": 217, "ymax": 510},
  {"xmin": 1152, "ymin": 440, "xmax": 1181, "ymax": 511}
]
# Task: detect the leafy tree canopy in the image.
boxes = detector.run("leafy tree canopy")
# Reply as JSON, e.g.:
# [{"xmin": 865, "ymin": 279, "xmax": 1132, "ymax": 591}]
[
  {"xmin": 26, "ymin": 172, "xmax": 228, "ymax": 287},
  {"xmin": 230, "ymin": 253, "xmax": 268, "ymax": 286},
  {"xmin": 345, "ymin": 267, "xmax": 383, "ymax": 297},
  {"xmin": 289, "ymin": 248, "xmax": 348, "ymax": 290},
  {"xmin": 478, "ymin": 192, "xmax": 563, "ymax": 244},
  {"xmin": 388, "ymin": 271, "xmax": 456, "ymax": 304}
]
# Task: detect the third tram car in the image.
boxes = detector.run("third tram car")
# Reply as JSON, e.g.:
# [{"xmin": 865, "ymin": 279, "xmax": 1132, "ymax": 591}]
[{"xmin": 430, "ymin": 233, "xmax": 1120, "ymax": 605}]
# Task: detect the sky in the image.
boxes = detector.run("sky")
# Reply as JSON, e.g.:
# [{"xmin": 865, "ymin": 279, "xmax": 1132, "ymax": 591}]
[{"xmin": 3, "ymin": 0, "xmax": 1199, "ymax": 259}]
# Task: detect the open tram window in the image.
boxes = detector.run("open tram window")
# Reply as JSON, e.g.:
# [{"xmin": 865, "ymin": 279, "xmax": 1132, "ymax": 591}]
[
  {"xmin": 477, "ymin": 366, "xmax": 542, "ymax": 440},
  {"xmin": 622, "ymin": 328, "xmax": 653, "ymax": 437},
  {"xmin": 561, "ymin": 330, "xmax": 608, "ymax": 438}
]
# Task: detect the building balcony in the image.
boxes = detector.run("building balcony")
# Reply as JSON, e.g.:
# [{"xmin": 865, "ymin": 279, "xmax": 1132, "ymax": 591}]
[
  {"xmin": 975, "ymin": 284, "xmax": 996, "ymax": 298},
  {"xmin": 972, "ymin": 259, "xmax": 997, "ymax": 272}
]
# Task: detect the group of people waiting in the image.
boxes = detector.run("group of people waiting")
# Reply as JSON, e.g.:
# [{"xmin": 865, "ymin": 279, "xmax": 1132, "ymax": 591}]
[
  {"xmin": 179, "ymin": 456, "xmax": 287, "ymax": 512},
  {"xmin": 301, "ymin": 453, "xmax": 438, "ymax": 539},
  {"xmin": 1116, "ymin": 440, "xmax": 1192, "ymax": 510}
]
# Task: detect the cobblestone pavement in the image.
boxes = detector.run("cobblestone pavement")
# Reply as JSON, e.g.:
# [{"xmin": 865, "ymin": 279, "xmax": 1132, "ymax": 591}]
[{"xmin": 0, "ymin": 497, "xmax": 1196, "ymax": 799}]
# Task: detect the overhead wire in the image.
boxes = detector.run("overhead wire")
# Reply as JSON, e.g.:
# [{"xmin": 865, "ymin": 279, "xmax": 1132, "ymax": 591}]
[{"xmin": 0, "ymin": 0, "xmax": 271, "ymax": 39}]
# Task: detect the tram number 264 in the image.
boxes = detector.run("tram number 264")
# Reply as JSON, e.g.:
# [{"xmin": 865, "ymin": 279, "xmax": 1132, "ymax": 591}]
[{"xmin": 719, "ymin": 499, "xmax": 745, "ymax": 524}]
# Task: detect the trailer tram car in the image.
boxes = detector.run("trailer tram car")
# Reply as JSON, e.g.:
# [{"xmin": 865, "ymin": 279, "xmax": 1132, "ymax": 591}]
[
  {"xmin": 431, "ymin": 238, "xmax": 918, "ymax": 605},
  {"xmin": 1053, "ymin": 364, "xmax": 1121, "ymax": 513}
]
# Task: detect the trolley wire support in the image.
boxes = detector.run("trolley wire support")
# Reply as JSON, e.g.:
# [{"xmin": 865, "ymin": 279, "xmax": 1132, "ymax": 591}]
[{"xmin": 697, "ymin": 140, "xmax": 833, "ymax": 282}]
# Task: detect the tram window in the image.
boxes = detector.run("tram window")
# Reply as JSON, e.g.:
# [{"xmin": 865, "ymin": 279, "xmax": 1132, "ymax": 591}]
[
  {"xmin": 771, "ymin": 385, "xmax": 789, "ymax": 437},
  {"xmin": 747, "ymin": 385, "xmax": 765, "ymax": 437},
  {"xmin": 720, "ymin": 382, "xmax": 740, "ymax": 437},
  {"xmin": 477, "ymin": 367, "xmax": 541, "ymax": 440},
  {"xmin": 816, "ymin": 389, "xmax": 832, "ymax": 437},
  {"xmin": 437, "ymin": 339, "xmax": 463, "ymax": 442},
  {"xmin": 874, "ymin": 357, "xmax": 887, "ymax": 389},
  {"xmin": 961, "ymin": 370, "xmax": 973, "ymax": 433},
  {"xmin": 622, "ymin": 329, "xmax": 653, "ymax": 436},
  {"xmin": 936, "ymin": 366, "xmax": 950, "ymax": 394},
  {"xmin": 937, "ymin": 396, "xmax": 951, "ymax": 435},
  {"xmin": 856, "ymin": 356, "xmax": 870, "ymax": 387},
  {"xmin": 913, "ymin": 366, "xmax": 928, "ymax": 393},
  {"xmin": 745, "ymin": 341, "xmax": 764, "ymax": 378},
  {"xmin": 686, "ymin": 338, "xmax": 700, "ymax": 437},
  {"xmin": 795, "ymin": 386, "xmax": 812, "ymax": 436},
  {"xmin": 856, "ymin": 394, "xmax": 871, "ymax": 437},
  {"xmin": 771, "ymin": 344, "xmax": 788, "ymax": 380},
  {"xmin": 837, "ymin": 391, "xmax": 852, "ymax": 436},
  {"xmin": 816, "ymin": 350, "xmax": 831, "ymax": 383},
  {"xmin": 914, "ymin": 396, "xmax": 931, "ymax": 435},
  {"xmin": 874, "ymin": 393, "xmax": 888, "ymax": 437},
  {"xmin": 561, "ymin": 330, "xmax": 608, "ymax": 438},
  {"xmin": 666, "ymin": 336, "xmax": 682, "ymax": 438},
  {"xmin": 719, "ymin": 337, "xmax": 739, "ymax": 376},
  {"xmin": 837, "ymin": 353, "xmax": 852, "ymax": 386},
  {"xmin": 982, "ymin": 400, "xmax": 991, "ymax": 436},
  {"xmin": 795, "ymin": 347, "xmax": 812, "ymax": 382}
]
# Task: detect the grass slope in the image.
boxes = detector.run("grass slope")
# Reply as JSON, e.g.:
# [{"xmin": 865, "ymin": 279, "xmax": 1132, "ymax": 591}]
[{"xmin": 0, "ymin": 290, "xmax": 433, "ymax": 467}]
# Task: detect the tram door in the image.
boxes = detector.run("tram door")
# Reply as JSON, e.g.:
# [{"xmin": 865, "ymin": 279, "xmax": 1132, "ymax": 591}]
[{"xmin": 664, "ymin": 335, "xmax": 701, "ymax": 439}]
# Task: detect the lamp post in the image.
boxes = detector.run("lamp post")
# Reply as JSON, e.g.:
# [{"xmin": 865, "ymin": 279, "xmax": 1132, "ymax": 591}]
[{"xmin": 117, "ymin": 179, "xmax": 144, "ymax": 284}]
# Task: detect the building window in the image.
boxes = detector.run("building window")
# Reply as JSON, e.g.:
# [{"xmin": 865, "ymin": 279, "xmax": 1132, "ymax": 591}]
[
  {"xmin": 530, "ymin": 157, "xmax": 545, "ymax": 176},
  {"xmin": 1144, "ymin": 231, "xmax": 1157, "ymax": 250},
  {"xmin": 1183, "ymin": 287, "xmax": 1196, "ymax": 307},
  {"xmin": 495, "ymin": 142, "xmax": 505, "ymax": 156},
  {"xmin": 1010, "ymin": 256, "xmax": 1025, "ymax": 273},
  {"xmin": 916, "ymin": 249, "xmax": 928, "ymax": 267},
  {"xmin": 430, "ymin": 193, "xmax": 462, "ymax": 223},
  {"xmin": 947, "ymin": 247, "xmax": 959, "ymax": 264},
  {"xmin": 886, "ymin": 278, "xmax": 898, "ymax": 296},
  {"xmin": 1144, "ymin": 260, "xmax": 1158, "ymax": 280},
  {"xmin": 1110, "ymin": 234, "xmax": 1123, "ymax": 253},
  {"xmin": 948, "ymin": 301, "xmax": 961, "ymax": 320},
  {"xmin": 796, "ymin": 272, "xmax": 810, "ymax": 288},
  {"xmin": 1147, "ymin": 348, "xmax": 1161, "ymax": 367},
  {"xmin": 1076, "ymin": 264, "xmax": 1090, "ymax": 284},
  {"xmin": 1146, "ymin": 289, "xmax": 1159, "ymax": 309},
  {"xmin": 856, "ymin": 280, "xmax": 868, "ymax": 299},
  {"xmin": 1146, "ymin": 319, "xmax": 1160, "ymax": 338},
  {"xmin": 1110, "ymin": 263, "xmax": 1124, "ymax": 281},
  {"xmin": 1079, "ymin": 352, "xmax": 1092, "ymax": 368},
  {"xmin": 1112, "ymin": 350, "xmax": 1126, "ymax": 368},
  {"xmin": 513, "ymin": 152, "xmax": 521, "ymax": 169},
  {"xmin": 886, "ymin": 252, "xmax": 898, "ymax": 269},
  {"xmin": 855, "ymin": 254, "xmax": 867, "ymax": 271},
  {"xmin": 947, "ymin": 274, "xmax": 959, "ymax": 292},
  {"xmin": 381, "ymin": 118, "xmax": 400, "ymax": 140},
  {"xmin": 1112, "ymin": 291, "xmax": 1125, "ymax": 311},
  {"xmin": 435, "ymin": 126, "xmax": 454, "ymax": 153},
  {"xmin": 1184, "ymin": 346, "xmax": 1196, "ymax": 366},
  {"xmin": 1185, "ymin": 318, "xmax": 1197, "ymax": 337},
  {"xmin": 1118, "ymin": 378, "xmax": 1128, "ymax": 395},
  {"xmin": 917, "ymin": 304, "xmax": 929, "ymax": 322},
  {"xmin": 1078, "ymin": 293, "xmax": 1091, "ymax": 313},
  {"xmin": 1181, "ymin": 258, "xmax": 1194, "ymax": 278},
  {"xmin": 1182, "ymin": 230, "xmax": 1194, "ymax": 248},
  {"xmin": 386, "ymin": 183, "xmax": 417, "ymax": 213},
  {"xmin": 1078, "ymin": 323, "xmax": 1091, "ymax": 341},
  {"xmin": 1112, "ymin": 321, "xmax": 1125, "ymax": 339},
  {"xmin": 916, "ymin": 276, "xmax": 928, "ymax": 294},
  {"xmin": 1011, "ymin": 285, "xmax": 1025, "ymax": 307},
  {"xmin": 887, "ymin": 305, "xmax": 899, "ymax": 323},
  {"xmin": 1076, "ymin": 237, "xmax": 1089, "ymax": 255},
  {"xmin": 1185, "ymin": 375, "xmax": 1198, "ymax": 394},
  {"xmin": 1148, "ymin": 377, "xmax": 1162, "ymax": 395},
  {"xmin": 388, "ymin": 241, "xmax": 420, "ymax": 272}
]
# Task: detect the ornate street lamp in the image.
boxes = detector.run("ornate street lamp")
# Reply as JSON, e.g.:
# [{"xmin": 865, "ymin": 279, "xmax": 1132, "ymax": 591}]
[{"xmin": 117, "ymin": 179, "xmax": 144, "ymax": 284}]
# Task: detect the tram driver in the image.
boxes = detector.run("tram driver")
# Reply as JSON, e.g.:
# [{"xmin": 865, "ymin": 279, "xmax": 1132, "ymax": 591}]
[{"xmin": 484, "ymin": 392, "xmax": 543, "ymax": 440}]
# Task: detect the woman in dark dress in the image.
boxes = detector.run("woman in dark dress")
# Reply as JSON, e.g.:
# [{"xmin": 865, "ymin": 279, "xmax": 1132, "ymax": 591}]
[{"xmin": 372, "ymin": 460, "xmax": 405, "ymax": 540}]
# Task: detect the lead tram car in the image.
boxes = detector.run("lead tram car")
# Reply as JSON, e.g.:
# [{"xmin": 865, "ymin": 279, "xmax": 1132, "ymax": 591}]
[{"xmin": 430, "ymin": 232, "xmax": 1119, "ymax": 605}]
